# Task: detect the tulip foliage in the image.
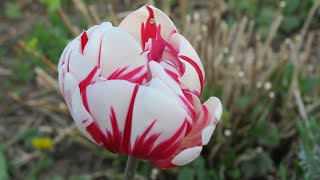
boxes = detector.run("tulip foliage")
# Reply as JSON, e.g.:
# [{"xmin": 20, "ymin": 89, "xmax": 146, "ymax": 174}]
[{"xmin": 58, "ymin": 5, "xmax": 222, "ymax": 168}]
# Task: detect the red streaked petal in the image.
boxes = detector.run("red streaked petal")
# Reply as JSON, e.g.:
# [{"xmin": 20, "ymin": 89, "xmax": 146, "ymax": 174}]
[
  {"xmin": 78, "ymin": 66, "xmax": 99, "ymax": 93},
  {"xmin": 61, "ymin": 73, "xmax": 97, "ymax": 144},
  {"xmin": 141, "ymin": 5, "xmax": 157, "ymax": 50},
  {"xmin": 130, "ymin": 83, "xmax": 188, "ymax": 159},
  {"xmin": 121, "ymin": 85, "xmax": 139, "ymax": 152},
  {"xmin": 81, "ymin": 31, "xmax": 88, "ymax": 54},
  {"xmin": 131, "ymin": 120, "xmax": 161, "ymax": 158},
  {"xmin": 108, "ymin": 65, "xmax": 146, "ymax": 84},
  {"xmin": 148, "ymin": 120, "xmax": 188, "ymax": 160},
  {"xmin": 151, "ymin": 95, "xmax": 221, "ymax": 168},
  {"xmin": 83, "ymin": 22, "xmax": 113, "ymax": 66},
  {"xmin": 99, "ymin": 27, "xmax": 147, "ymax": 78},
  {"xmin": 119, "ymin": 5, "xmax": 177, "ymax": 50},
  {"xmin": 179, "ymin": 55, "xmax": 204, "ymax": 95},
  {"xmin": 84, "ymin": 80, "xmax": 138, "ymax": 154},
  {"xmin": 106, "ymin": 107, "xmax": 123, "ymax": 152}
]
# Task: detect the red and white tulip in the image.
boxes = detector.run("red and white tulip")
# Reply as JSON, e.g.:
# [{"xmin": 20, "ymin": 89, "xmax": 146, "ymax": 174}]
[{"xmin": 58, "ymin": 5, "xmax": 222, "ymax": 168}]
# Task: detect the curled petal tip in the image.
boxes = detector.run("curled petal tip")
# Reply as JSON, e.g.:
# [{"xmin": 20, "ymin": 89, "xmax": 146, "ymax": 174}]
[
  {"xmin": 213, "ymin": 98, "xmax": 222, "ymax": 120},
  {"xmin": 201, "ymin": 125, "xmax": 215, "ymax": 145},
  {"xmin": 171, "ymin": 146, "xmax": 202, "ymax": 166}
]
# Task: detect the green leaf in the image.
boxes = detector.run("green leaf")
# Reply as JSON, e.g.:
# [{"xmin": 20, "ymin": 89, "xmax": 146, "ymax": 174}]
[
  {"xmin": 4, "ymin": 2, "xmax": 22, "ymax": 20},
  {"xmin": 0, "ymin": 145, "xmax": 8, "ymax": 180},
  {"xmin": 256, "ymin": 122, "xmax": 280, "ymax": 147},
  {"xmin": 9, "ymin": 61, "xmax": 34, "ymax": 83},
  {"xmin": 13, "ymin": 127, "xmax": 35, "ymax": 143},
  {"xmin": 70, "ymin": 176, "xmax": 90, "ymax": 180},
  {"xmin": 257, "ymin": 25, "xmax": 270, "ymax": 39},
  {"xmin": 235, "ymin": 95, "xmax": 250, "ymax": 109},
  {"xmin": 281, "ymin": 16, "xmax": 301, "ymax": 32},
  {"xmin": 240, "ymin": 152, "xmax": 273, "ymax": 178},
  {"xmin": 169, "ymin": 0, "xmax": 177, "ymax": 6},
  {"xmin": 256, "ymin": 6, "xmax": 276, "ymax": 24},
  {"xmin": 201, "ymin": 86, "xmax": 212, "ymax": 102},
  {"xmin": 193, "ymin": 156, "xmax": 208, "ymax": 180},
  {"xmin": 221, "ymin": 110, "xmax": 229, "ymax": 122},
  {"xmin": 300, "ymin": 77, "xmax": 320, "ymax": 95},
  {"xmin": 284, "ymin": 0, "xmax": 300, "ymax": 13},
  {"xmin": 26, "ymin": 38, "xmax": 39, "ymax": 51},
  {"xmin": 258, "ymin": 152, "xmax": 273, "ymax": 174},
  {"xmin": 228, "ymin": 169, "xmax": 241, "ymax": 179},
  {"xmin": 26, "ymin": 156, "xmax": 54, "ymax": 180},
  {"xmin": 51, "ymin": 175, "xmax": 64, "ymax": 180},
  {"xmin": 178, "ymin": 167, "xmax": 194, "ymax": 180},
  {"xmin": 40, "ymin": 0, "xmax": 61, "ymax": 13},
  {"xmin": 279, "ymin": 163, "xmax": 287, "ymax": 180},
  {"xmin": 250, "ymin": 120, "xmax": 280, "ymax": 147},
  {"xmin": 233, "ymin": 0, "xmax": 257, "ymax": 18},
  {"xmin": 298, "ymin": 119, "xmax": 320, "ymax": 179}
]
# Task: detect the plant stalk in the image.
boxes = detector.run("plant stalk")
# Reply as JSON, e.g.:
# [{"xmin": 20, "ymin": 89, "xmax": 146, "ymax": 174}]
[{"xmin": 123, "ymin": 156, "xmax": 139, "ymax": 180}]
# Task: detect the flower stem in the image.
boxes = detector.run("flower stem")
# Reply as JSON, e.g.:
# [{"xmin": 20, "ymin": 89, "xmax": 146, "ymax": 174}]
[{"xmin": 123, "ymin": 156, "xmax": 139, "ymax": 180}]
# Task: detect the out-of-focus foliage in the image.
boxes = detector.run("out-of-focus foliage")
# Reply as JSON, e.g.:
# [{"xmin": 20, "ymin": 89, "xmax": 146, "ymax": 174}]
[
  {"xmin": 4, "ymin": 2, "xmax": 22, "ymax": 20},
  {"xmin": 231, "ymin": 0, "xmax": 317, "ymax": 38},
  {"xmin": 298, "ymin": 119, "xmax": 320, "ymax": 179},
  {"xmin": 0, "ymin": 145, "xmax": 8, "ymax": 180}
]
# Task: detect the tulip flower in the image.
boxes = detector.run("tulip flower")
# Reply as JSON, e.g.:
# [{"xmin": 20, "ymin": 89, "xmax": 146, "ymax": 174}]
[{"xmin": 58, "ymin": 4, "xmax": 222, "ymax": 177}]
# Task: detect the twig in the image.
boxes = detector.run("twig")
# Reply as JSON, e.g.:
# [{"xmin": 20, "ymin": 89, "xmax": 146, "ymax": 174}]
[
  {"xmin": 56, "ymin": 8, "xmax": 81, "ymax": 36},
  {"xmin": 15, "ymin": 40, "xmax": 57, "ymax": 73},
  {"xmin": 162, "ymin": 0, "xmax": 170, "ymax": 16},
  {"xmin": 13, "ymin": 151, "xmax": 40, "ymax": 166},
  {"xmin": 306, "ymin": 98, "xmax": 320, "ymax": 114},
  {"xmin": 105, "ymin": 0, "xmax": 120, "ymax": 24},
  {"xmin": 88, "ymin": 5, "xmax": 101, "ymax": 24},
  {"xmin": 13, "ymin": 125, "xmax": 77, "ymax": 167},
  {"xmin": 0, "ymin": 66, "xmax": 12, "ymax": 76},
  {"xmin": 7, "ymin": 90, "xmax": 69, "ymax": 115},
  {"xmin": 293, "ymin": 84, "xmax": 308, "ymax": 121},
  {"xmin": 35, "ymin": 67, "xmax": 60, "ymax": 93},
  {"xmin": 73, "ymin": 0, "xmax": 95, "ymax": 26},
  {"xmin": 264, "ymin": 14, "xmax": 283, "ymax": 48},
  {"xmin": 298, "ymin": 2, "xmax": 320, "ymax": 48}
]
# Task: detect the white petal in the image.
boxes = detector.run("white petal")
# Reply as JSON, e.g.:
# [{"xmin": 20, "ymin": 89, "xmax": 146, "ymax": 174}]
[
  {"xmin": 99, "ymin": 27, "xmax": 147, "ymax": 78},
  {"xmin": 203, "ymin": 97, "xmax": 222, "ymax": 121},
  {"xmin": 86, "ymin": 25, "xmax": 99, "ymax": 37},
  {"xmin": 170, "ymin": 33, "xmax": 204, "ymax": 76},
  {"xmin": 148, "ymin": 61, "xmax": 194, "ymax": 123},
  {"xmin": 149, "ymin": 61, "xmax": 183, "ymax": 96},
  {"xmin": 58, "ymin": 44, "xmax": 69, "ymax": 71},
  {"xmin": 171, "ymin": 146, "xmax": 203, "ymax": 166},
  {"xmin": 179, "ymin": 61, "xmax": 201, "ymax": 94},
  {"xmin": 62, "ymin": 73, "xmax": 95, "ymax": 142},
  {"xmin": 168, "ymin": 33, "xmax": 205, "ymax": 95},
  {"xmin": 201, "ymin": 125, "xmax": 215, "ymax": 145},
  {"xmin": 58, "ymin": 40, "xmax": 80, "ymax": 72},
  {"xmin": 119, "ymin": 5, "xmax": 177, "ymax": 46},
  {"xmin": 148, "ymin": 77, "xmax": 178, "ymax": 101},
  {"xmin": 85, "ymin": 80, "xmax": 136, "ymax": 136},
  {"xmin": 83, "ymin": 22, "xmax": 113, "ymax": 65},
  {"xmin": 68, "ymin": 52, "xmax": 100, "ymax": 83},
  {"xmin": 160, "ymin": 60, "xmax": 180, "ymax": 75},
  {"xmin": 130, "ymin": 84, "xmax": 188, "ymax": 149}
]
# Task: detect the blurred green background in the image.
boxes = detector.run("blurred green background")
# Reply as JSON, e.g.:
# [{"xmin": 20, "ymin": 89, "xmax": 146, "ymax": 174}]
[{"xmin": 0, "ymin": 0, "xmax": 319, "ymax": 179}]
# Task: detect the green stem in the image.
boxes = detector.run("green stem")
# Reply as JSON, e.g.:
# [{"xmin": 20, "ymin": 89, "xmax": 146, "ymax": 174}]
[{"xmin": 123, "ymin": 156, "xmax": 139, "ymax": 180}]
